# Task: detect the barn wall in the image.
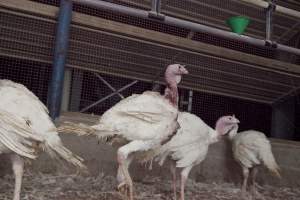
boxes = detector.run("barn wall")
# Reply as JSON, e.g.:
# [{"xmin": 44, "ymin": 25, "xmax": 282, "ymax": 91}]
[
  {"xmin": 1, "ymin": 127, "xmax": 297, "ymax": 187},
  {"xmin": 1, "ymin": 112, "xmax": 295, "ymax": 187}
]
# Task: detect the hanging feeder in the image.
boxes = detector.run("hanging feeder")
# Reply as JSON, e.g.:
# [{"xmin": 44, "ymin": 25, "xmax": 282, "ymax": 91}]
[{"xmin": 226, "ymin": 16, "xmax": 250, "ymax": 35}]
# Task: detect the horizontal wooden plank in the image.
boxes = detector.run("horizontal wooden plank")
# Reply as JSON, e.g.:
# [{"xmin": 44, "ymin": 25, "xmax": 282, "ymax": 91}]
[
  {"xmin": 0, "ymin": 50, "xmax": 274, "ymax": 104},
  {"xmin": 0, "ymin": 22, "xmax": 289, "ymax": 96}
]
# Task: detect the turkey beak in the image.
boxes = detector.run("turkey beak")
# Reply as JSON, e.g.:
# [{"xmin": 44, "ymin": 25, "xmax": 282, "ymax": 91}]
[
  {"xmin": 180, "ymin": 65, "xmax": 189, "ymax": 74},
  {"xmin": 235, "ymin": 118, "xmax": 240, "ymax": 124},
  {"xmin": 232, "ymin": 114, "xmax": 239, "ymax": 123}
]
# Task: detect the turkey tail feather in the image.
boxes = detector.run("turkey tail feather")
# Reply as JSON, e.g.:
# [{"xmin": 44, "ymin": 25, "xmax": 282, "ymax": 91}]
[
  {"xmin": 42, "ymin": 132, "xmax": 86, "ymax": 170},
  {"xmin": 57, "ymin": 122, "xmax": 97, "ymax": 136},
  {"xmin": 260, "ymin": 143, "xmax": 281, "ymax": 179}
]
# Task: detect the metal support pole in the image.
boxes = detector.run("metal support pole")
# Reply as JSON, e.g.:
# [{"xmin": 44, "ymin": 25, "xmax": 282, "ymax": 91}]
[
  {"xmin": 72, "ymin": 0, "xmax": 300, "ymax": 56},
  {"xmin": 151, "ymin": 0, "xmax": 161, "ymax": 13},
  {"xmin": 48, "ymin": 0, "xmax": 73, "ymax": 120},
  {"xmin": 187, "ymin": 90, "xmax": 193, "ymax": 112},
  {"xmin": 265, "ymin": 1, "xmax": 275, "ymax": 41},
  {"xmin": 149, "ymin": 0, "xmax": 164, "ymax": 20}
]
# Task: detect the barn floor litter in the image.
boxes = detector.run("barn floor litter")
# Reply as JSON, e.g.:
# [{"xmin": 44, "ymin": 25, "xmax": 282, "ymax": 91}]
[{"xmin": 0, "ymin": 172, "xmax": 299, "ymax": 200}]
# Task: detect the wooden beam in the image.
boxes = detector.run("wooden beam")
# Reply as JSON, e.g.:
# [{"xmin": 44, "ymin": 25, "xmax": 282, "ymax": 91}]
[
  {"xmin": 0, "ymin": 0, "xmax": 58, "ymax": 18},
  {"xmin": 0, "ymin": 48, "xmax": 273, "ymax": 104},
  {"xmin": 1, "ymin": 19, "xmax": 296, "ymax": 91}
]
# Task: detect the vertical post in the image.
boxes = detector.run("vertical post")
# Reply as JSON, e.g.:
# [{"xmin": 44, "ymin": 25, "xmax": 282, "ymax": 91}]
[
  {"xmin": 151, "ymin": 0, "xmax": 161, "ymax": 13},
  {"xmin": 69, "ymin": 70, "xmax": 83, "ymax": 112},
  {"xmin": 271, "ymin": 97, "xmax": 295, "ymax": 139},
  {"xmin": 149, "ymin": 0, "xmax": 164, "ymax": 20},
  {"xmin": 61, "ymin": 69, "xmax": 72, "ymax": 112},
  {"xmin": 187, "ymin": 90, "xmax": 193, "ymax": 112},
  {"xmin": 48, "ymin": 0, "xmax": 73, "ymax": 120},
  {"xmin": 266, "ymin": 1, "xmax": 275, "ymax": 41}
]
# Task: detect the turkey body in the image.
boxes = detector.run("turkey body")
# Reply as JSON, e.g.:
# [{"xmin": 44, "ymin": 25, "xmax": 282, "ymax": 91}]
[
  {"xmin": 93, "ymin": 91, "xmax": 179, "ymax": 143},
  {"xmin": 155, "ymin": 112, "xmax": 218, "ymax": 169},
  {"xmin": 142, "ymin": 112, "xmax": 240, "ymax": 200},
  {"xmin": 59, "ymin": 91, "xmax": 179, "ymax": 200},
  {"xmin": 229, "ymin": 129, "xmax": 280, "ymax": 199},
  {"xmin": 156, "ymin": 112, "xmax": 219, "ymax": 200},
  {"xmin": 58, "ymin": 64, "xmax": 188, "ymax": 200},
  {"xmin": 0, "ymin": 79, "xmax": 85, "ymax": 200}
]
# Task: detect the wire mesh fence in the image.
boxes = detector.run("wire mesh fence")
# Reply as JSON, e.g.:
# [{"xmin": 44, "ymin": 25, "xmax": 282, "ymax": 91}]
[{"xmin": 1, "ymin": 0, "xmax": 300, "ymax": 140}]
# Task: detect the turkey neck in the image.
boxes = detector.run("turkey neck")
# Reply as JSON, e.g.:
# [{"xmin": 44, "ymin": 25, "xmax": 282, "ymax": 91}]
[
  {"xmin": 165, "ymin": 70, "xmax": 181, "ymax": 108},
  {"xmin": 227, "ymin": 124, "xmax": 239, "ymax": 141},
  {"xmin": 166, "ymin": 84, "xmax": 178, "ymax": 106}
]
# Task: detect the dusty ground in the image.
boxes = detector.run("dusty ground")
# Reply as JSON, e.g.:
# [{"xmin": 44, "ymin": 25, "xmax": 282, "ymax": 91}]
[{"xmin": 0, "ymin": 172, "xmax": 299, "ymax": 200}]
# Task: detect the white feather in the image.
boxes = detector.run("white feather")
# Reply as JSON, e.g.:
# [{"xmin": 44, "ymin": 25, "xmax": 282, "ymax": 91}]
[
  {"xmin": 92, "ymin": 91, "xmax": 179, "ymax": 143},
  {"xmin": 154, "ymin": 112, "xmax": 219, "ymax": 168},
  {"xmin": 0, "ymin": 80, "xmax": 85, "ymax": 169},
  {"xmin": 231, "ymin": 130, "xmax": 280, "ymax": 177},
  {"xmin": 0, "ymin": 109, "xmax": 43, "ymax": 158}
]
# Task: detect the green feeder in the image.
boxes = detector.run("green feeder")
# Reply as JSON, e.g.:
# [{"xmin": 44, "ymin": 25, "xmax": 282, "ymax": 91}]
[{"xmin": 226, "ymin": 16, "xmax": 250, "ymax": 35}]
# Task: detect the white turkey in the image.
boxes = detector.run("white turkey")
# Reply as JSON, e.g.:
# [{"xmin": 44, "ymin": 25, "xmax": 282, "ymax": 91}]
[
  {"xmin": 141, "ymin": 113, "xmax": 240, "ymax": 200},
  {"xmin": 0, "ymin": 79, "xmax": 86, "ymax": 200},
  {"xmin": 58, "ymin": 64, "xmax": 188, "ymax": 200},
  {"xmin": 228, "ymin": 128, "xmax": 280, "ymax": 199}
]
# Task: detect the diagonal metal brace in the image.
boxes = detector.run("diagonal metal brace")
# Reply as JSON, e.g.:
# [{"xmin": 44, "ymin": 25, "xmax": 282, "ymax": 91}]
[
  {"xmin": 80, "ymin": 80, "xmax": 138, "ymax": 113},
  {"xmin": 93, "ymin": 72, "xmax": 124, "ymax": 99}
]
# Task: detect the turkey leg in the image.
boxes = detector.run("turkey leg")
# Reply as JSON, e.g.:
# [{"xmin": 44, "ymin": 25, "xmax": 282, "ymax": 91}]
[
  {"xmin": 117, "ymin": 140, "xmax": 154, "ymax": 200},
  {"xmin": 241, "ymin": 166, "xmax": 250, "ymax": 199},
  {"xmin": 11, "ymin": 154, "xmax": 24, "ymax": 200},
  {"xmin": 180, "ymin": 166, "xmax": 192, "ymax": 200},
  {"xmin": 170, "ymin": 160, "xmax": 177, "ymax": 200}
]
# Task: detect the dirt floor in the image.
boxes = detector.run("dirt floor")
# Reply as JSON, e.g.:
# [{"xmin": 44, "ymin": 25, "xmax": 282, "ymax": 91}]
[{"xmin": 0, "ymin": 172, "xmax": 299, "ymax": 200}]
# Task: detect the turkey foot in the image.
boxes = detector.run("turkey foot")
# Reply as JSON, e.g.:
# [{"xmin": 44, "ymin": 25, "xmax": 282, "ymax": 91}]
[
  {"xmin": 118, "ymin": 153, "xmax": 134, "ymax": 200},
  {"xmin": 117, "ymin": 182, "xmax": 130, "ymax": 199}
]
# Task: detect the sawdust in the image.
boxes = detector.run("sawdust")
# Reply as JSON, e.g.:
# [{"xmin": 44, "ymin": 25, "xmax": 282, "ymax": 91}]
[{"xmin": 0, "ymin": 172, "xmax": 299, "ymax": 200}]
